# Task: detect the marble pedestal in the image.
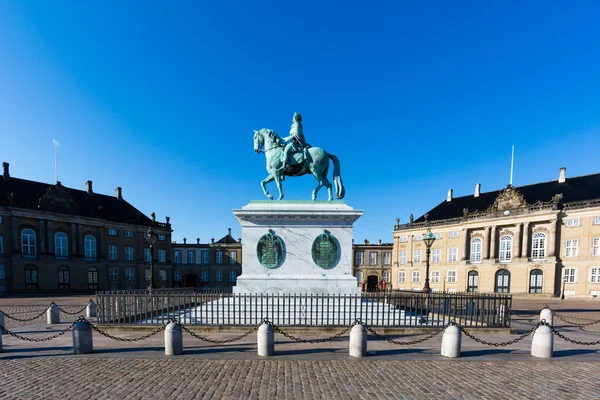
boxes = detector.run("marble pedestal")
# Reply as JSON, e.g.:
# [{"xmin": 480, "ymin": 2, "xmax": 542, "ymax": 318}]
[{"xmin": 233, "ymin": 200, "xmax": 363, "ymax": 295}]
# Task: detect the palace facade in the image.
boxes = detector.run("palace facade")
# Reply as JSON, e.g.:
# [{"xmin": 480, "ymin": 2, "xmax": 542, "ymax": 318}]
[
  {"xmin": 392, "ymin": 168, "xmax": 600, "ymax": 298},
  {"xmin": 0, "ymin": 162, "xmax": 173, "ymax": 294},
  {"xmin": 352, "ymin": 240, "xmax": 393, "ymax": 291},
  {"xmin": 171, "ymin": 229, "xmax": 242, "ymax": 290}
]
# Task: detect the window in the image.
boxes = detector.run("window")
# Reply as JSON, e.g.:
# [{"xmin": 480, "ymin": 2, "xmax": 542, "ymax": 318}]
[
  {"xmin": 88, "ymin": 267, "xmax": 98, "ymax": 289},
  {"xmin": 0, "ymin": 216, "xmax": 2, "ymax": 223},
  {"xmin": 414, "ymin": 235, "xmax": 422, "ymax": 241},
  {"xmin": 563, "ymin": 268, "xmax": 576, "ymax": 283},
  {"xmin": 448, "ymin": 231, "xmax": 459, "ymax": 238},
  {"xmin": 230, "ymin": 271, "xmax": 237, "ymax": 283},
  {"xmin": 174, "ymin": 270, "xmax": 182, "ymax": 282},
  {"xmin": 109, "ymin": 267, "xmax": 119, "ymax": 281},
  {"xmin": 125, "ymin": 246, "xmax": 134, "ymax": 261},
  {"xmin": 594, "ymin": 217, "xmax": 600, "ymax": 225},
  {"xmin": 383, "ymin": 252, "xmax": 391, "ymax": 265},
  {"xmin": 592, "ymin": 238, "xmax": 600, "ymax": 257},
  {"xmin": 25, "ymin": 265, "xmax": 38, "ymax": 290},
  {"xmin": 229, "ymin": 250, "xmax": 237, "ymax": 264},
  {"xmin": 125, "ymin": 268, "xmax": 135, "ymax": 281},
  {"xmin": 383, "ymin": 271, "xmax": 391, "ymax": 282},
  {"xmin": 201, "ymin": 250, "xmax": 209, "ymax": 264},
  {"xmin": 369, "ymin": 252, "xmax": 377, "ymax": 265},
  {"xmin": 467, "ymin": 271, "xmax": 479, "ymax": 292},
  {"xmin": 399, "ymin": 251, "xmax": 407, "ymax": 265},
  {"xmin": 499, "ymin": 236, "xmax": 513, "ymax": 262},
  {"xmin": 470, "ymin": 238, "xmax": 482, "ymax": 263},
  {"xmin": 432, "ymin": 249, "xmax": 441, "ymax": 263},
  {"xmin": 158, "ymin": 249, "xmax": 166, "ymax": 263},
  {"xmin": 590, "ymin": 268, "xmax": 600, "ymax": 283},
  {"xmin": 398, "ymin": 271, "xmax": 406, "ymax": 283},
  {"xmin": 531, "ymin": 233, "xmax": 546, "ymax": 260},
  {"xmin": 216, "ymin": 271, "xmax": 223, "ymax": 282},
  {"xmin": 216, "ymin": 251, "xmax": 223, "ymax": 264},
  {"xmin": 495, "ymin": 269, "xmax": 511, "ymax": 293},
  {"xmin": 565, "ymin": 240, "xmax": 579, "ymax": 257},
  {"xmin": 0, "ymin": 265, "xmax": 5, "ymax": 280},
  {"xmin": 355, "ymin": 252, "xmax": 364, "ymax": 265},
  {"xmin": 158, "ymin": 235, "xmax": 166, "ymax": 241},
  {"xmin": 399, "ymin": 236, "xmax": 408, "ymax": 243},
  {"xmin": 125, "ymin": 231, "xmax": 134, "ymax": 238},
  {"xmin": 431, "ymin": 271, "xmax": 440, "ymax": 283},
  {"xmin": 107, "ymin": 229, "xmax": 118, "ymax": 236},
  {"xmin": 159, "ymin": 269, "xmax": 167, "ymax": 281},
  {"xmin": 448, "ymin": 248, "xmax": 458, "ymax": 262},
  {"xmin": 434, "ymin": 233, "xmax": 442, "ymax": 239},
  {"xmin": 144, "ymin": 268, "xmax": 151, "ymax": 281},
  {"xmin": 447, "ymin": 270, "xmax": 457, "ymax": 283},
  {"xmin": 0, "ymin": 235, "xmax": 3, "ymax": 253},
  {"xmin": 174, "ymin": 250, "xmax": 182, "ymax": 264},
  {"xmin": 529, "ymin": 269, "xmax": 543, "ymax": 293},
  {"xmin": 567, "ymin": 219, "xmax": 580, "ymax": 227},
  {"xmin": 201, "ymin": 271, "xmax": 209, "ymax": 282},
  {"xmin": 58, "ymin": 266, "xmax": 70, "ymax": 290},
  {"xmin": 21, "ymin": 229, "xmax": 36, "ymax": 257},
  {"xmin": 84, "ymin": 235, "xmax": 96, "ymax": 259},
  {"xmin": 412, "ymin": 271, "xmax": 420, "ymax": 283},
  {"xmin": 356, "ymin": 271, "xmax": 363, "ymax": 282},
  {"xmin": 413, "ymin": 250, "xmax": 422, "ymax": 263},
  {"xmin": 187, "ymin": 250, "xmax": 195, "ymax": 264},
  {"xmin": 144, "ymin": 248, "xmax": 152, "ymax": 262},
  {"xmin": 109, "ymin": 245, "xmax": 118, "ymax": 260},
  {"xmin": 54, "ymin": 232, "xmax": 68, "ymax": 257}
]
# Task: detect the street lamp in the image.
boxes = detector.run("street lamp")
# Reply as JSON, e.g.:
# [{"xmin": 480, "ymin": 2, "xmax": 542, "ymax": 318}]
[
  {"xmin": 561, "ymin": 275, "xmax": 567, "ymax": 300},
  {"xmin": 145, "ymin": 224, "xmax": 158, "ymax": 291},
  {"xmin": 422, "ymin": 228, "xmax": 436, "ymax": 293}
]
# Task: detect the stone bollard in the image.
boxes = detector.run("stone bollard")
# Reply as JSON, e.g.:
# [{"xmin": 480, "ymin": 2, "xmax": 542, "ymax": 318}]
[
  {"xmin": 0, "ymin": 311, "xmax": 5, "ymax": 335},
  {"xmin": 349, "ymin": 324, "xmax": 367, "ymax": 357},
  {"xmin": 531, "ymin": 324, "xmax": 553, "ymax": 358},
  {"xmin": 86, "ymin": 301, "xmax": 97, "ymax": 318},
  {"xmin": 72, "ymin": 321, "xmax": 93, "ymax": 354},
  {"xmin": 47, "ymin": 303, "xmax": 60, "ymax": 324},
  {"xmin": 441, "ymin": 325, "xmax": 462, "ymax": 358},
  {"xmin": 257, "ymin": 323, "xmax": 274, "ymax": 356},
  {"xmin": 540, "ymin": 307, "xmax": 553, "ymax": 327},
  {"xmin": 165, "ymin": 322, "xmax": 183, "ymax": 356}
]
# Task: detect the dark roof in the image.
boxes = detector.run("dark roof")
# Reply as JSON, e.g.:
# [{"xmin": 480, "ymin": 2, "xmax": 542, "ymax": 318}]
[
  {"xmin": 215, "ymin": 233, "xmax": 239, "ymax": 244},
  {"xmin": 417, "ymin": 173, "xmax": 600, "ymax": 223},
  {"xmin": 0, "ymin": 177, "xmax": 157, "ymax": 226}
]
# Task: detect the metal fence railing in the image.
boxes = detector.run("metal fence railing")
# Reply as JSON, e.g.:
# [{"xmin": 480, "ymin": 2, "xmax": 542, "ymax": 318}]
[{"xmin": 96, "ymin": 290, "xmax": 512, "ymax": 328}]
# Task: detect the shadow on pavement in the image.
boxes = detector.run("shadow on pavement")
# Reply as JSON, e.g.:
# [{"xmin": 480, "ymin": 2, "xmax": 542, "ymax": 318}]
[
  {"xmin": 366, "ymin": 348, "xmax": 428, "ymax": 356},
  {"xmin": 553, "ymin": 349, "xmax": 600, "ymax": 357},
  {"xmin": 460, "ymin": 349, "xmax": 515, "ymax": 357}
]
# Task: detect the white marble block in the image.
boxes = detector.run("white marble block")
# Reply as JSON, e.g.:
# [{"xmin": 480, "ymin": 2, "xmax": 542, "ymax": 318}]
[{"xmin": 233, "ymin": 201, "xmax": 362, "ymax": 295}]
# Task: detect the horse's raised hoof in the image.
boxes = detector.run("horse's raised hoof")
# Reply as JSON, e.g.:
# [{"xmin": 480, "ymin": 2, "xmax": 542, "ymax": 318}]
[{"xmin": 267, "ymin": 194, "xmax": 273, "ymax": 200}]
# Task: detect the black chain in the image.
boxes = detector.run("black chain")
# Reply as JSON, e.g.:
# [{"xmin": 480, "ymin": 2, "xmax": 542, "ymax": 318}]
[
  {"xmin": 88, "ymin": 320, "xmax": 166, "ymax": 342},
  {"xmin": 1, "ymin": 308, "xmax": 48, "ymax": 322},
  {"xmin": 180, "ymin": 321, "xmax": 260, "ymax": 343},
  {"xmin": 554, "ymin": 313, "xmax": 600, "ymax": 327},
  {"xmin": 459, "ymin": 322, "xmax": 543, "ymax": 347},
  {"xmin": 57, "ymin": 305, "xmax": 88, "ymax": 315},
  {"xmin": 270, "ymin": 321, "xmax": 356, "ymax": 343},
  {"xmin": 0, "ymin": 322, "xmax": 75, "ymax": 342},
  {"xmin": 551, "ymin": 327, "xmax": 600, "ymax": 345},
  {"xmin": 365, "ymin": 324, "xmax": 448, "ymax": 345}
]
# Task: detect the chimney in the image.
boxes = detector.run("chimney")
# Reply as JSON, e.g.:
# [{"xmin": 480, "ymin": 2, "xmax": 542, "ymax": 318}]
[
  {"xmin": 474, "ymin": 183, "xmax": 481, "ymax": 197},
  {"xmin": 228, "ymin": 228, "xmax": 232, "ymax": 236},
  {"xmin": 2, "ymin": 162, "xmax": 9, "ymax": 181},
  {"xmin": 183, "ymin": 238, "xmax": 187, "ymax": 244},
  {"xmin": 115, "ymin": 187, "xmax": 123, "ymax": 201},
  {"xmin": 446, "ymin": 188, "xmax": 453, "ymax": 202},
  {"xmin": 211, "ymin": 238, "xmax": 215, "ymax": 244},
  {"xmin": 558, "ymin": 167, "xmax": 566, "ymax": 183},
  {"xmin": 378, "ymin": 239, "xmax": 382, "ymax": 245},
  {"xmin": 86, "ymin": 180, "xmax": 93, "ymax": 196}
]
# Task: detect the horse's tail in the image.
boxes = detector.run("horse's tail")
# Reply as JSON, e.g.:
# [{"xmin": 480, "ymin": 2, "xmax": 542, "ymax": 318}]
[{"xmin": 328, "ymin": 153, "xmax": 345, "ymax": 199}]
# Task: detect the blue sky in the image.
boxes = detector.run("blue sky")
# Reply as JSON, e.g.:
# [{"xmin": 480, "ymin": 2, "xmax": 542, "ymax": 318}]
[{"xmin": 1, "ymin": 1, "xmax": 600, "ymax": 244}]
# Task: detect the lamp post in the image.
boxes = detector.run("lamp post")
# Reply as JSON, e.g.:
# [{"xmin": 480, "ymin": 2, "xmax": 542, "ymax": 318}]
[
  {"xmin": 561, "ymin": 276, "xmax": 567, "ymax": 300},
  {"xmin": 145, "ymin": 225, "xmax": 158, "ymax": 291},
  {"xmin": 422, "ymin": 228, "xmax": 436, "ymax": 293}
]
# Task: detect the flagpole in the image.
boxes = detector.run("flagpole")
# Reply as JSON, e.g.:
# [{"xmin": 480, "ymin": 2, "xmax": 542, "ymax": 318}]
[
  {"xmin": 53, "ymin": 139, "xmax": 59, "ymax": 183},
  {"xmin": 509, "ymin": 145, "xmax": 514, "ymax": 186}
]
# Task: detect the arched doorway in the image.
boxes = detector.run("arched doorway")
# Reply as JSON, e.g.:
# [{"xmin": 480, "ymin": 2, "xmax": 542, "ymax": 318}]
[
  {"xmin": 186, "ymin": 273, "xmax": 198, "ymax": 288},
  {"xmin": 529, "ymin": 269, "xmax": 543, "ymax": 293},
  {"xmin": 467, "ymin": 271, "xmax": 479, "ymax": 292},
  {"xmin": 367, "ymin": 275, "xmax": 378, "ymax": 291},
  {"xmin": 495, "ymin": 269, "xmax": 510, "ymax": 293}
]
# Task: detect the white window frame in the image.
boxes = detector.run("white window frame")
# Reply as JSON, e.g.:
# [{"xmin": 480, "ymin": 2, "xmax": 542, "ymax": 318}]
[
  {"xmin": 125, "ymin": 246, "xmax": 134, "ymax": 261},
  {"xmin": 356, "ymin": 271, "xmax": 363, "ymax": 282},
  {"xmin": 413, "ymin": 250, "xmax": 422, "ymax": 264},
  {"xmin": 369, "ymin": 252, "xmax": 377, "ymax": 265},
  {"xmin": 589, "ymin": 267, "xmax": 600, "ymax": 283},
  {"xmin": 187, "ymin": 250, "xmax": 195, "ymax": 264},
  {"xmin": 107, "ymin": 229, "xmax": 118, "ymax": 236},
  {"xmin": 174, "ymin": 270, "xmax": 182, "ymax": 282},
  {"xmin": 144, "ymin": 268, "xmax": 151, "ymax": 281},
  {"xmin": 398, "ymin": 271, "xmax": 406, "ymax": 283},
  {"xmin": 412, "ymin": 270, "xmax": 420, "ymax": 283},
  {"xmin": 109, "ymin": 245, "xmax": 118, "ymax": 260},
  {"xmin": 447, "ymin": 270, "xmax": 457, "ymax": 283},
  {"xmin": 124, "ymin": 231, "xmax": 134, "ymax": 238},
  {"xmin": 229, "ymin": 250, "xmax": 237, "ymax": 264},
  {"xmin": 174, "ymin": 250, "xmax": 182, "ymax": 264},
  {"xmin": 230, "ymin": 271, "xmax": 237, "ymax": 282},
  {"xmin": 21, "ymin": 229, "xmax": 37, "ymax": 257},
  {"xmin": 414, "ymin": 235, "xmax": 422, "ymax": 241},
  {"xmin": 592, "ymin": 238, "xmax": 600, "ymax": 257},
  {"xmin": 563, "ymin": 268, "xmax": 577, "ymax": 283},
  {"xmin": 125, "ymin": 268, "xmax": 135, "ymax": 281},
  {"xmin": 383, "ymin": 252, "xmax": 391, "ymax": 265},
  {"xmin": 434, "ymin": 233, "xmax": 442, "ymax": 239},
  {"xmin": 566, "ymin": 219, "xmax": 580, "ymax": 227},
  {"xmin": 499, "ymin": 236, "xmax": 513, "ymax": 263},
  {"xmin": 382, "ymin": 271, "xmax": 391, "ymax": 282},
  {"xmin": 448, "ymin": 231, "xmax": 459, "ymax": 238},
  {"xmin": 470, "ymin": 238, "xmax": 482, "ymax": 263},
  {"xmin": 399, "ymin": 236, "xmax": 408, "ymax": 243},
  {"xmin": 432, "ymin": 248, "xmax": 441, "ymax": 263},
  {"xmin": 355, "ymin": 252, "xmax": 364, "ymax": 265},
  {"xmin": 448, "ymin": 248, "xmax": 458, "ymax": 262},
  {"xmin": 144, "ymin": 248, "xmax": 152, "ymax": 262},
  {"xmin": 201, "ymin": 250, "xmax": 209, "ymax": 264},
  {"xmin": 84, "ymin": 235, "xmax": 96, "ymax": 259},
  {"xmin": 565, "ymin": 239, "xmax": 579, "ymax": 257},
  {"xmin": 201, "ymin": 271, "xmax": 209, "ymax": 282},
  {"xmin": 399, "ymin": 251, "xmax": 407, "ymax": 265},
  {"xmin": 594, "ymin": 217, "xmax": 600, "ymax": 225},
  {"xmin": 158, "ymin": 249, "xmax": 166, "ymax": 263},
  {"xmin": 109, "ymin": 267, "xmax": 119, "ymax": 281},
  {"xmin": 159, "ymin": 269, "xmax": 167, "ymax": 281},
  {"xmin": 531, "ymin": 233, "xmax": 546, "ymax": 260},
  {"xmin": 431, "ymin": 271, "xmax": 440, "ymax": 283},
  {"xmin": 55, "ymin": 232, "xmax": 68, "ymax": 257},
  {"xmin": 216, "ymin": 251, "xmax": 223, "ymax": 265}
]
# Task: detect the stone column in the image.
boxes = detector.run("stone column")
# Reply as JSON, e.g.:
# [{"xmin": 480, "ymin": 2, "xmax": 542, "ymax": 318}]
[
  {"xmin": 12, "ymin": 216, "xmax": 18, "ymax": 252},
  {"xmin": 461, "ymin": 229, "xmax": 469, "ymax": 261},
  {"xmin": 71, "ymin": 224, "xmax": 77, "ymax": 256},
  {"xmin": 522, "ymin": 222, "xmax": 530, "ymax": 259},
  {"xmin": 39, "ymin": 220, "xmax": 46, "ymax": 254},
  {"xmin": 548, "ymin": 219, "xmax": 558, "ymax": 257},
  {"xmin": 484, "ymin": 226, "xmax": 490, "ymax": 260},
  {"xmin": 47, "ymin": 221, "xmax": 54, "ymax": 255},
  {"xmin": 489, "ymin": 226, "xmax": 497, "ymax": 260},
  {"xmin": 408, "ymin": 235, "xmax": 414, "ymax": 264},
  {"xmin": 514, "ymin": 223, "xmax": 522, "ymax": 259}
]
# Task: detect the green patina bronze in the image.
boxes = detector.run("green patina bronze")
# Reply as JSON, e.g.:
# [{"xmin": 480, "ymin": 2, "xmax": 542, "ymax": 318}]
[
  {"xmin": 257, "ymin": 230, "xmax": 284, "ymax": 269},
  {"xmin": 311, "ymin": 230, "xmax": 339, "ymax": 269}
]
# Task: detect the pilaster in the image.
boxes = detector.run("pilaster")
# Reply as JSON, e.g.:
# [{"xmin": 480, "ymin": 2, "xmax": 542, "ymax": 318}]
[{"xmin": 521, "ymin": 222, "xmax": 530, "ymax": 259}]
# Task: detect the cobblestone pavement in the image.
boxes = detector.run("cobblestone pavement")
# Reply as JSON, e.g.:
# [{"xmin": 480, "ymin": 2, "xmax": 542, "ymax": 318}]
[{"xmin": 0, "ymin": 358, "xmax": 598, "ymax": 399}]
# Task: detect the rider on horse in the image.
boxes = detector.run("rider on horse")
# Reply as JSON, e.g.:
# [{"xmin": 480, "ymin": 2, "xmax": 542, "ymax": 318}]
[{"xmin": 280, "ymin": 112, "xmax": 307, "ymax": 171}]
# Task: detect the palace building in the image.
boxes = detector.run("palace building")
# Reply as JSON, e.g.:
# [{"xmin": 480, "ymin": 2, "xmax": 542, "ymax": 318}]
[
  {"xmin": 391, "ymin": 167, "xmax": 600, "ymax": 298},
  {"xmin": 0, "ymin": 162, "xmax": 173, "ymax": 294},
  {"xmin": 352, "ymin": 240, "xmax": 393, "ymax": 291}
]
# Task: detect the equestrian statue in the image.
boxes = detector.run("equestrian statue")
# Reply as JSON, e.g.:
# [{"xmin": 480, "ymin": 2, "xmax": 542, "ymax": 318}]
[{"xmin": 253, "ymin": 112, "xmax": 345, "ymax": 201}]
